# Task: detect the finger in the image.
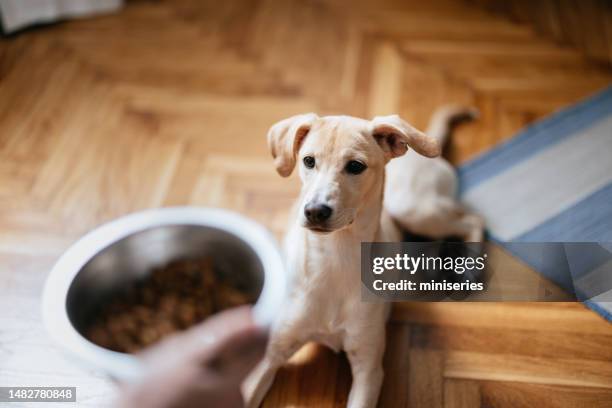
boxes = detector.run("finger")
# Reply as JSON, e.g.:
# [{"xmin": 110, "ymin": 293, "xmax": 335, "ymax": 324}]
[
  {"xmin": 138, "ymin": 306, "xmax": 266, "ymax": 367},
  {"xmin": 201, "ymin": 325, "xmax": 268, "ymax": 381},
  {"xmin": 187, "ymin": 306, "xmax": 256, "ymax": 344},
  {"xmin": 179, "ymin": 306, "xmax": 266, "ymax": 355}
]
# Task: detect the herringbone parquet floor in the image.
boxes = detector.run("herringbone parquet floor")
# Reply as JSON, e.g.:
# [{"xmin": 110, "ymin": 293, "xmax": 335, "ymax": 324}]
[{"xmin": 1, "ymin": 0, "xmax": 611, "ymax": 407}]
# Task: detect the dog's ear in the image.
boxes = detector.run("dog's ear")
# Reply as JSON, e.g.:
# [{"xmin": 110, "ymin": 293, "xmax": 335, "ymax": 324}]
[
  {"xmin": 371, "ymin": 114, "xmax": 440, "ymax": 160},
  {"xmin": 267, "ymin": 113, "xmax": 318, "ymax": 177}
]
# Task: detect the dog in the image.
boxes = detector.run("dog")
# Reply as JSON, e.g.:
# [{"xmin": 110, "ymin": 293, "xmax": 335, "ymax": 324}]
[{"xmin": 243, "ymin": 106, "xmax": 483, "ymax": 408}]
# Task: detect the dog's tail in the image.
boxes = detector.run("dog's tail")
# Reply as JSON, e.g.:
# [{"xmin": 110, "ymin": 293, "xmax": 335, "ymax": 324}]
[{"xmin": 427, "ymin": 105, "xmax": 479, "ymax": 147}]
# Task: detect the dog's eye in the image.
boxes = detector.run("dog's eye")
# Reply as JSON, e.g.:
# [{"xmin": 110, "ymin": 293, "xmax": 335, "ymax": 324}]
[
  {"xmin": 345, "ymin": 160, "xmax": 367, "ymax": 175},
  {"xmin": 303, "ymin": 156, "xmax": 316, "ymax": 169}
]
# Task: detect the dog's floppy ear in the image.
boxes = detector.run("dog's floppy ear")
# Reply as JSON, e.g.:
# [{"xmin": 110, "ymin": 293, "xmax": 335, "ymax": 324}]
[
  {"xmin": 267, "ymin": 113, "xmax": 318, "ymax": 177},
  {"xmin": 371, "ymin": 114, "xmax": 440, "ymax": 160}
]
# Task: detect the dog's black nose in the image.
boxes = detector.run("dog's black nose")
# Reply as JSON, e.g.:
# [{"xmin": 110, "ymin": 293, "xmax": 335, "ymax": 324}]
[{"xmin": 304, "ymin": 204, "xmax": 333, "ymax": 224}]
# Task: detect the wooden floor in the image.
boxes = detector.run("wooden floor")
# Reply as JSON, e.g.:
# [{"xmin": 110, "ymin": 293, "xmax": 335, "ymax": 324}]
[{"xmin": 1, "ymin": 0, "xmax": 612, "ymax": 407}]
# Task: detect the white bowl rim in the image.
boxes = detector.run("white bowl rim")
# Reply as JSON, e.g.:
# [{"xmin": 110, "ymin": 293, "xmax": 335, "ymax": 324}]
[{"xmin": 41, "ymin": 206, "xmax": 285, "ymax": 382}]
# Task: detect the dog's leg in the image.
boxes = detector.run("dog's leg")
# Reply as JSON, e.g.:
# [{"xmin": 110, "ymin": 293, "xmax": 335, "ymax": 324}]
[
  {"xmin": 243, "ymin": 329, "xmax": 305, "ymax": 408},
  {"xmin": 429, "ymin": 209, "xmax": 484, "ymax": 242},
  {"xmin": 344, "ymin": 328, "xmax": 386, "ymax": 408},
  {"xmin": 457, "ymin": 212, "xmax": 485, "ymax": 242},
  {"xmin": 397, "ymin": 200, "xmax": 485, "ymax": 242},
  {"xmin": 242, "ymin": 358, "xmax": 281, "ymax": 408}
]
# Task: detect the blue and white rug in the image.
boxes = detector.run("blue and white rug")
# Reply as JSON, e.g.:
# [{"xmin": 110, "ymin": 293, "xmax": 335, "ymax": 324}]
[{"xmin": 459, "ymin": 86, "xmax": 612, "ymax": 321}]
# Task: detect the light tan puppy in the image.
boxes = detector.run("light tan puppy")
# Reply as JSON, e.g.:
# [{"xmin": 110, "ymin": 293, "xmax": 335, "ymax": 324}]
[
  {"xmin": 244, "ymin": 107, "xmax": 480, "ymax": 408},
  {"xmin": 385, "ymin": 106, "xmax": 484, "ymax": 242}
]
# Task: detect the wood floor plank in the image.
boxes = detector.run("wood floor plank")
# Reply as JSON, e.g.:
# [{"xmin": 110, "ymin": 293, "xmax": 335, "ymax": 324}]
[
  {"xmin": 443, "ymin": 379, "xmax": 481, "ymax": 408},
  {"xmin": 263, "ymin": 343, "xmax": 351, "ymax": 408},
  {"xmin": 409, "ymin": 349, "xmax": 444, "ymax": 408},
  {"xmin": 411, "ymin": 324, "xmax": 612, "ymax": 361},
  {"xmin": 444, "ymin": 351, "xmax": 612, "ymax": 388},
  {"xmin": 392, "ymin": 302, "xmax": 612, "ymax": 335},
  {"xmin": 380, "ymin": 323, "xmax": 411, "ymax": 408},
  {"xmin": 479, "ymin": 381, "xmax": 612, "ymax": 408}
]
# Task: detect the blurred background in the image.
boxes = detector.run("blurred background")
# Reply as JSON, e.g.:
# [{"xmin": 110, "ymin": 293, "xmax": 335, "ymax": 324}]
[{"xmin": 1, "ymin": 0, "xmax": 611, "ymax": 407}]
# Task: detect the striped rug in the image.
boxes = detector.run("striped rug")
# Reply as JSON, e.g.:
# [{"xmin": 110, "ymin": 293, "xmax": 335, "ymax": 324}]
[{"xmin": 459, "ymin": 86, "xmax": 612, "ymax": 321}]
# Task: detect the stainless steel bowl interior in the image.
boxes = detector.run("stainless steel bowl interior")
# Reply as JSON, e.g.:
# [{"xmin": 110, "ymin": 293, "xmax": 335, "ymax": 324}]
[{"xmin": 66, "ymin": 224, "xmax": 265, "ymax": 343}]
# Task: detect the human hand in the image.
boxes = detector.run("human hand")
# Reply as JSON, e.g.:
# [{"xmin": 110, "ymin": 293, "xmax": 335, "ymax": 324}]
[{"xmin": 117, "ymin": 306, "xmax": 267, "ymax": 408}]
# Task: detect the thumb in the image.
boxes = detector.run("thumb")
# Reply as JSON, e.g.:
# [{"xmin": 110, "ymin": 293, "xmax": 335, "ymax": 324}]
[{"xmin": 200, "ymin": 325, "xmax": 268, "ymax": 381}]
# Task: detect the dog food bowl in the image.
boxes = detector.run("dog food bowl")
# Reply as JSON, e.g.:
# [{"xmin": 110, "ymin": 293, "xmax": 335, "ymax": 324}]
[{"xmin": 42, "ymin": 207, "xmax": 286, "ymax": 382}]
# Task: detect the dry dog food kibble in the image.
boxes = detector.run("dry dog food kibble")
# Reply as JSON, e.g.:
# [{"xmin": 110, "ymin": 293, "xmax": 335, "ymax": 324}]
[{"xmin": 85, "ymin": 258, "xmax": 254, "ymax": 353}]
